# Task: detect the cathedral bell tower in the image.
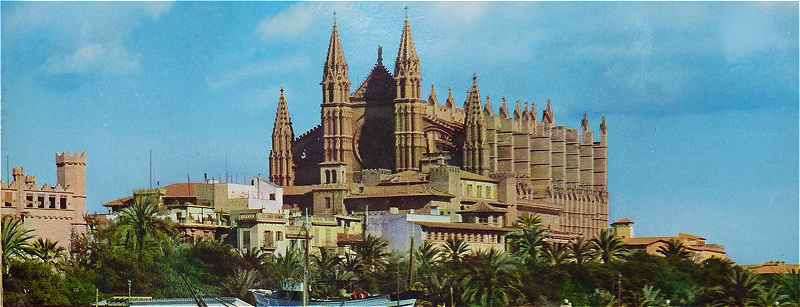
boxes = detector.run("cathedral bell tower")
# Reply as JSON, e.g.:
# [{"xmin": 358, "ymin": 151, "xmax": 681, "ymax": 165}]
[
  {"xmin": 393, "ymin": 12, "xmax": 426, "ymax": 171},
  {"xmin": 320, "ymin": 19, "xmax": 354, "ymax": 184}
]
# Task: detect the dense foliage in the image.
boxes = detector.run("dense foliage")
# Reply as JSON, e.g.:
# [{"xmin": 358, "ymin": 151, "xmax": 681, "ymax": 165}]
[{"xmin": 2, "ymin": 208, "xmax": 797, "ymax": 307}]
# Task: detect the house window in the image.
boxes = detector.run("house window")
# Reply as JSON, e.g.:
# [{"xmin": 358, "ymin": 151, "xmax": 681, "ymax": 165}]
[
  {"xmin": 38, "ymin": 195, "xmax": 46, "ymax": 208},
  {"xmin": 242, "ymin": 231, "xmax": 251, "ymax": 251},
  {"xmin": 466, "ymin": 185, "xmax": 473, "ymax": 197},
  {"xmin": 269, "ymin": 193, "xmax": 276, "ymax": 200},
  {"xmin": 325, "ymin": 170, "xmax": 331, "ymax": 184},
  {"xmin": 3, "ymin": 192, "xmax": 12, "ymax": 207},
  {"xmin": 325, "ymin": 197, "xmax": 332, "ymax": 209},
  {"xmin": 49, "ymin": 196, "xmax": 56, "ymax": 208},
  {"xmin": 26, "ymin": 194, "xmax": 33, "ymax": 208},
  {"xmin": 276, "ymin": 231, "xmax": 283, "ymax": 241},
  {"xmin": 331, "ymin": 171, "xmax": 337, "ymax": 183},
  {"xmin": 60, "ymin": 198, "xmax": 67, "ymax": 209}
]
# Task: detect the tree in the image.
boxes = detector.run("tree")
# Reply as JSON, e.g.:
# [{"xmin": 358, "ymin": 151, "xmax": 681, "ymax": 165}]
[
  {"xmin": 441, "ymin": 237, "xmax": 470, "ymax": 264},
  {"xmin": 567, "ymin": 237, "xmax": 595, "ymax": 266},
  {"xmin": 543, "ymin": 242, "xmax": 570, "ymax": 266},
  {"xmin": 415, "ymin": 240, "xmax": 441, "ymax": 282},
  {"xmin": 29, "ymin": 238, "xmax": 65, "ymax": 265},
  {"xmin": 636, "ymin": 285, "xmax": 666, "ymax": 307},
  {"xmin": 778, "ymin": 269, "xmax": 800, "ymax": 305},
  {"xmin": 352, "ymin": 234, "xmax": 389, "ymax": 273},
  {"xmin": 2, "ymin": 217, "xmax": 34, "ymax": 271},
  {"xmin": 236, "ymin": 247, "xmax": 267, "ymax": 271},
  {"xmin": 269, "ymin": 247, "xmax": 304, "ymax": 291},
  {"xmin": 221, "ymin": 268, "xmax": 258, "ymax": 301},
  {"xmin": 508, "ymin": 215, "xmax": 546, "ymax": 264},
  {"xmin": 657, "ymin": 239, "xmax": 692, "ymax": 261},
  {"xmin": 590, "ymin": 229, "xmax": 628, "ymax": 264},
  {"xmin": 312, "ymin": 247, "xmax": 343, "ymax": 297},
  {"xmin": 715, "ymin": 267, "xmax": 763, "ymax": 307},
  {"xmin": 753, "ymin": 285, "xmax": 787, "ymax": 307},
  {"xmin": 116, "ymin": 195, "xmax": 166, "ymax": 263},
  {"xmin": 460, "ymin": 249, "xmax": 521, "ymax": 307}
]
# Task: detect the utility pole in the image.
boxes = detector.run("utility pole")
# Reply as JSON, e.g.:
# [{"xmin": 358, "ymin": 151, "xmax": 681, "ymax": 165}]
[
  {"xmin": 148, "ymin": 150, "xmax": 152, "ymax": 189},
  {"xmin": 303, "ymin": 208, "xmax": 310, "ymax": 307},
  {"xmin": 617, "ymin": 273, "xmax": 622, "ymax": 307}
]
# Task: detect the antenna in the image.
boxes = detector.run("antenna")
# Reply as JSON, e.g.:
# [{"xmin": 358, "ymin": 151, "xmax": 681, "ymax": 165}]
[
  {"xmin": 224, "ymin": 153, "xmax": 228, "ymax": 183},
  {"xmin": 5, "ymin": 154, "xmax": 9, "ymax": 183},
  {"xmin": 149, "ymin": 150, "xmax": 153, "ymax": 189}
]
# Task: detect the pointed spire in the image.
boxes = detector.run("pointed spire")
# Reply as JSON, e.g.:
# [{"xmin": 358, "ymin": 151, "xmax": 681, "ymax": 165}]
[
  {"xmin": 274, "ymin": 87, "xmax": 292, "ymax": 129},
  {"xmin": 581, "ymin": 112, "xmax": 590, "ymax": 131},
  {"xmin": 323, "ymin": 20, "xmax": 349, "ymax": 82},
  {"xmin": 465, "ymin": 74, "xmax": 483, "ymax": 119},
  {"xmin": 542, "ymin": 98, "xmax": 555, "ymax": 125},
  {"xmin": 529, "ymin": 100, "xmax": 537, "ymax": 120},
  {"xmin": 513, "ymin": 100, "xmax": 522, "ymax": 120},
  {"xmin": 377, "ymin": 44, "xmax": 383, "ymax": 65},
  {"xmin": 600, "ymin": 115, "xmax": 607, "ymax": 135},
  {"xmin": 484, "ymin": 96, "xmax": 493, "ymax": 115},
  {"xmin": 394, "ymin": 10, "xmax": 420, "ymax": 77},
  {"xmin": 523, "ymin": 101, "xmax": 532, "ymax": 120},
  {"xmin": 428, "ymin": 84, "xmax": 438, "ymax": 105},
  {"xmin": 499, "ymin": 97, "xmax": 509, "ymax": 118},
  {"xmin": 446, "ymin": 88, "xmax": 455, "ymax": 109}
]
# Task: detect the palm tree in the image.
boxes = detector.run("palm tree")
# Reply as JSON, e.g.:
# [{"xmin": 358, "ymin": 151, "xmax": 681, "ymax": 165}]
[
  {"xmin": 715, "ymin": 267, "xmax": 763, "ymax": 307},
  {"xmin": 117, "ymin": 195, "xmax": 164, "ymax": 262},
  {"xmin": 29, "ymin": 238, "xmax": 65, "ymax": 265},
  {"xmin": 508, "ymin": 215, "xmax": 546, "ymax": 264},
  {"xmin": 636, "ymin": 285, "xmax": 666, "ymax": 307},
  {"xmin": 415, "ymin": 241, "xmax": 441, "ymax": 279},
  {"xmin": 588, "ymin": 288, "xmax": 617, "ymax": 307},
  {"xmin": 441, "ymin": 237, "xmax": 470, "ymax": 264},
  {"xmin": 352, "ymin": 234, "xmax": 389, "ymax": 273},
  {"xmin": 778, "ymin": 269, "xmax": 800, "ymax": 305},
  {"xmin": 2, "ymin": 217, "xmax": 34, "ymax": 269},
  {"xmin": 754, "ymin": 285, "xmax": 787, "ymax": 307},
  {"xmin": 674, "ymin": 284, "xmax": 705, "ymax": 306},
  {"xmin": 460, "ymin": 249, "xmax": 521, "ymax": 307},
  {"xmin": 270, "ymin": 247, "xmax": 304, "ymax": 291},
  {"xmin": 236, "ymin": 247, "xmax": 267, "ymax": 271},
  {"xmin": 590, "ymin": 228, "xmax": 628, "ymax": 264},
  {"xmin": 542, "ymin": 242, "xmax": 570, "ymax": 266},
  {"xmin": 567, "ymin": 237, "xmax": 595, "ymax": 266},
  {"xmin": 221, "ymin": 268, "xmax": 258, "ymax": 300},
  {"xmin": 312, "ymin": 247, "xmax": 343, "ymax": 297},
  {"xmin": 657, "ymin": 239, "xmax": 692, "ymax": 261}
]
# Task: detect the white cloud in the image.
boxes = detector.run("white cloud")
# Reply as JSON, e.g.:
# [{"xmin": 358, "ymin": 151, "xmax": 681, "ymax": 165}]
[
  {"xmin": 257, "ymin": 5, "xmax": 316, "ymax": 41},
  {"xmin": 43, "ymin": 43, "xmax": 142, "ymax": 76},
  {"xmin": 206, "ymin": 55, "xmax": 311, "ymax": 90},
  {"xmin": 4, "ymin": 2, "xmax": 172, "ymax": 76}
]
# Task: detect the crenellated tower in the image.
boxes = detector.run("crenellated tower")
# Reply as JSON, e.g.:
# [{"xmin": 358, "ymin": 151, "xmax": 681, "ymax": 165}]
[
  {"xmin": 269, "ymin": 88, "xmax": 295, "ymax": 186},
  {"xmin": 393, "ymin": 15, "xmax": 426, "ymax": 171},
  {"xmin": 320, "ymin": 21, "xmax": 354, "ymax": 184},
  {"xmin": 462, "ymin": 75, "xmax": 489, "ymax": 175}
]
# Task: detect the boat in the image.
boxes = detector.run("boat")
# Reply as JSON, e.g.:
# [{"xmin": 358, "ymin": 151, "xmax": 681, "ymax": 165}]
[{"xmin": 249, "ymin": 289, "xmax": 416, "ymax": 307}]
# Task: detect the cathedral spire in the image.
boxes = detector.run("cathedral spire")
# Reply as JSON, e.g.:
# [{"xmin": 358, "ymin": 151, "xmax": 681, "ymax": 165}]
[
  {"xmin": 543, "ymin": 98, "xmax": 555, "ymax": 125},
  {"xmin": 446, "ymin": 88, "xmax": 455, "ymax": 109},
  {"xmin": 581, "ymin": 112, "xmax": 590, "ymax": 131},
  {"xmin": 322, "ymin": 20, "xmax": 350, "ymax": 104},
  {"xmin": 484, "ymin": 96, "xmax": 493, "ymax": 115},
  {"xmin": 465, "ymin": 74, "xmax": 483, "ymax": 120},
  {"xmin": 394, "ymin": 10, "xmax": 422, "ymax": 99},
  {"xmin": 499, "ymin": 97, "xmax": 509, "ymax": 118},
  {"xmin": 269, "ymin": 88, "xmax": 295, "ymax": 186},
  {"xmin": 513, "ymin": 100, "xmax": 523, "ymax": 120},
  {"xmin": 428, "ymin": 84, "xmax": 438, "ymax": 105}
]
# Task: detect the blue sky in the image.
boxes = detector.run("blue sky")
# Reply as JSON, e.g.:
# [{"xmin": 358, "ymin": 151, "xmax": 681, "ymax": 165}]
[{"xmin": 2, "ymin": 2, "xmax": 797, "ymax": 264}]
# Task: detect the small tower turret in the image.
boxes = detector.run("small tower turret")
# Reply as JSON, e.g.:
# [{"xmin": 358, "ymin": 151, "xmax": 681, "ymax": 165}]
[
  {"xmin": 463, "ymin": 74, "xmax": 489, "ymax": 175},
  {"xmin": 320, "ymin": 20, "xmax": 355, "ymax": 182},
  {"xmin": 269, "ymin": 88, "xmax": 295, "ymax": 186},
  {"xmin": 393, "ymin": 12, "xmax": 426, "ymax": 171}
]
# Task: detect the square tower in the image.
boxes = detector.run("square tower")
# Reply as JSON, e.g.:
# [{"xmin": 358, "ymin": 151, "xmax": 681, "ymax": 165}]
[{"xmin": 56, "ymin": 152, "xmax": 87, "ymax": 196}]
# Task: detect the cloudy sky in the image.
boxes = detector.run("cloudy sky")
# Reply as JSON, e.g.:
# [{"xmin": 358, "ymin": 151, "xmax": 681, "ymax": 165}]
[{"xmin": 2, "ymin": 2, "xmax": 797, "ymax": 264}]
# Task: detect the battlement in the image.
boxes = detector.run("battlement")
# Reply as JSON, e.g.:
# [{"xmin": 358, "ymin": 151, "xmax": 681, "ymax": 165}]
[{"xmin": 56, "ymin": 152, "xmax": 87, "ymax": 166}]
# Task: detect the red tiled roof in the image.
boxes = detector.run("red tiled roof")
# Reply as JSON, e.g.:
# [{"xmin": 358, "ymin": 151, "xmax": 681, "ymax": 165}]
[{"xmin": 164, "ymin": 183, "xmax": 203, "ymax": 197}]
